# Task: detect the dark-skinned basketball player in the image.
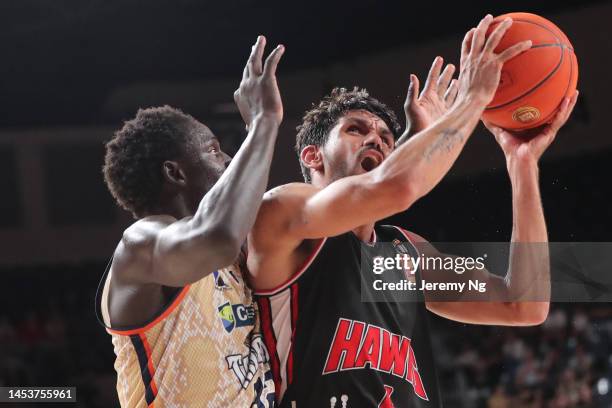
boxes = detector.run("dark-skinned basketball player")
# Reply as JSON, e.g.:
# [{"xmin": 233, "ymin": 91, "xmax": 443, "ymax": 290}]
[
  {"xmin": 247, "ymin": 16, "xmax": 578, "ymax": 407},
  {"xmin": 96, "ymin": 36, "xmax": 283, "ymax": 407}
]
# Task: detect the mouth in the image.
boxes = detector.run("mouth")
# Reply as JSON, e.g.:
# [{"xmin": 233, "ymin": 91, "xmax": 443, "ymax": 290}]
[{"xmin": 360, "ymin": 150, "xmax": 384, "ymax": 172}]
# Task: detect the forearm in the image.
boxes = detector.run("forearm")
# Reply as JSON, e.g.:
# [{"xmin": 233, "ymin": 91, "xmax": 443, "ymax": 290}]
[
  {"xmin": 425, "ymin": 159, "xmax": 550, "ymax": 325},
  {"xmin": 508, "ymin": 157, "xmax": 548, "ymax": 242},
  {"xmin": 192, "ymin": 115, "xmax": 279, "ymax": 243},
  {"xmin": 375, "ymin": 98, "xmax": 484, "ymax": 202},
  {"xmin": 503, "ymin": 157, "xmax": 550, "ymax": 319}
]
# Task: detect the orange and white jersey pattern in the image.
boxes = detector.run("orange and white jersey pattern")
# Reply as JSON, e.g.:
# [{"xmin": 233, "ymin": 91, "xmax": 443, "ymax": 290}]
[{"xmin": 96, "ymin": 263, "xmax": 275, "ymax": 408}]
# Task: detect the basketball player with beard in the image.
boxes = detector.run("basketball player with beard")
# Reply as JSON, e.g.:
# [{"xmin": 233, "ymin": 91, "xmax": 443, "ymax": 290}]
[
  {"xmin": 247, "ymin": 16, "xmax": 578, "ymax": 407},
  {"xmin": 96, "ymin": 36, "xmax": 283, "ymax": 407}
]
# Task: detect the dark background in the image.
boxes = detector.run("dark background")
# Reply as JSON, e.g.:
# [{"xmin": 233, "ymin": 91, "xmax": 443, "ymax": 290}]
[{"xmin": 0, "ymin": 0, "xmax": 611, "ymax": 407}]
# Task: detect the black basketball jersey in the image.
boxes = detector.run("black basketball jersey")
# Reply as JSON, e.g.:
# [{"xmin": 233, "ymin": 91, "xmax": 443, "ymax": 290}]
[{"xmin": 255, "ymin": 225, "xmax": 442, "ymax": 408}]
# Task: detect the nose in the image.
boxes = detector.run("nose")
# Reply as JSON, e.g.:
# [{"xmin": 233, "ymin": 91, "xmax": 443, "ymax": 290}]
[
  {"xmin": 222, "ymin": 152, "xmax": 232, "ymax": 169},
  {"xmin": 362, "ymin": 131, "xmax": 383, "ymax": 152}
]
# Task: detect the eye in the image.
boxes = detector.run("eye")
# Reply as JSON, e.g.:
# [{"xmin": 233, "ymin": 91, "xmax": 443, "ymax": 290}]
[
  {"xmin": 347, "ymin": 126, "xmax": 361, "ymax": 134},
  {"xmin": 208, "ymin": 146, "xmax": 219, "ymax": 153}
]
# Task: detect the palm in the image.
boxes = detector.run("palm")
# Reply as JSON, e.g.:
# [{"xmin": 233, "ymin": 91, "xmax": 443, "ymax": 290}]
[
  {"xmin": 494, "ymin": 128, "xmax": 548, "ymax": 159},
  {"xmin": 403, "ymin": 57, "xmax": 458, "ymax": 138},
  {"xmin": 483, "ymin": 92, "xmax": 579, "ymax": 161},
  {"xmin": 408, "ymin": 95, "xmax": 447, "ymax": 134}
]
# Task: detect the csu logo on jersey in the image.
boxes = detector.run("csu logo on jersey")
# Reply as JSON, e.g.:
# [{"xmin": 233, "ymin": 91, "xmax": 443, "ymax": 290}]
[
  {"xmin": 323, "ymin": 318, "xmax": 429, "ymax": 401},
  {"xmin": 218, "ymin": 302, "xmax": 255, "ymax": 333}
]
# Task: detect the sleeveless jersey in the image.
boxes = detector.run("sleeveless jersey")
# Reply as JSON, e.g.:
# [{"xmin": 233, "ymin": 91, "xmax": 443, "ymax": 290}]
[
  {"xmin": 96, "ymin": 262, "xmax": 275, "ymax": 408},
  {"xmin": 254, "ymin": 225, "xmax": 441, "ymax": 408}
]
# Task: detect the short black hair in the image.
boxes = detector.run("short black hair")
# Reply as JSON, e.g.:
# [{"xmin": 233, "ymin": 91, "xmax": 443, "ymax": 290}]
[
  {"xmin": 295, "ymin": 87, "xmax": 401, "ymax": 182},
  {"xmin": 103, "ymin": 106, "xmax": 196, "ymax": 218}
]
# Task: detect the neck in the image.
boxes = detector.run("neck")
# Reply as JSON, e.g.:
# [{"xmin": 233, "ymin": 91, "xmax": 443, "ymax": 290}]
[{"xmin": 148, "ymin": 194, "xmax": 193, "ymax": 220}]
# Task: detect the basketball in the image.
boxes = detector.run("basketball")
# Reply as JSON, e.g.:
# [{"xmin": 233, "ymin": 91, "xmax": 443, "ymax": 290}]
[{"xmin": 482, "ymin": 12, "xmax": 579, "ymax": 130}]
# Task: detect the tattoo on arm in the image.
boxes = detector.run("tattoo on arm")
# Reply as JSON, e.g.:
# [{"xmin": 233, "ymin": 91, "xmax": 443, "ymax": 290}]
[{"xmin": 424, "ymin": 128, "xmax": 464, "ymax": 162}]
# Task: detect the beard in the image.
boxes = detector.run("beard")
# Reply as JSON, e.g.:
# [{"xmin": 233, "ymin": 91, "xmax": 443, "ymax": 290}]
[{"xmin": 325, "ymin": 156, "xmax": 358, "ymax": 183}]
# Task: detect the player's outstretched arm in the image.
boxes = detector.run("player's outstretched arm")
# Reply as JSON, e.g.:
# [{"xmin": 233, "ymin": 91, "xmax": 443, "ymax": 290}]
[
  {"xmin": 119, "ymin": 36, "xmax": 285, "ymax": 287},
  {"xmin": 253, "ymin": 15, "xmax": 531, "ymax": 241},
  {"xmin": 418, "ymin": 93, "xmax": 578, "ymax": 326}
]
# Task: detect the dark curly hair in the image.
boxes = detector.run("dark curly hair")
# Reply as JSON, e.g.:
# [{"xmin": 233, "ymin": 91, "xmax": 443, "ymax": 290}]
[
  {"xmin": 103, "ymin": 106, "xmax": 197, "ymax": 218},
  {"xmin": 295, "ymin": 87, "xmax": 401, "ymax": 183}
]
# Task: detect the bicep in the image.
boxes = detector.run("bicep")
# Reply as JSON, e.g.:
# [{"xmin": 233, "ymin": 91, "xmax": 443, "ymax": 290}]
[
  {"xmin": 247, "ymin": 179, "xmax": 391, "ymax": 283},
  {"xmin": 405, "ymin": 231, "xmax": 521, "ymax": 324},
  {"xmin": 152, "ymin": 217, "xmax": 240, "ymax": 286},
  {"xmin": 408, "ymin": 230, "xmax": 506, "ymax": 298},
  {"xmin": 118, "ymin": 216, "xmax": 239, "ymax": 287},
  {"xmin": 284, "ymin": 175, "xmax": 409, "ymax": 240}
]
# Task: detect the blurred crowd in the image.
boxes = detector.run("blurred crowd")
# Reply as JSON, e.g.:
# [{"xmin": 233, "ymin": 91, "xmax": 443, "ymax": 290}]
[
  {"xmin": 432, "ymin": 305, "xmax": 612, "ymax": 407},
  {"xmin": 0, "ymin": 265, "xmax": 118, "ymax": 407}
]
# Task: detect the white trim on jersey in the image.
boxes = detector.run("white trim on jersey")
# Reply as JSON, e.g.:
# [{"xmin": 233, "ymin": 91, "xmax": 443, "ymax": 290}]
[{"xmin": 254, "ymin": 238, "xmax": 327, "ymax": 297}]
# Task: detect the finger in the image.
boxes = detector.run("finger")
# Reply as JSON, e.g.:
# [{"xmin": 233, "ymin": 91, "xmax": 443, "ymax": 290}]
[
  {"xmin": 471, "ymin": 14, "xmax": 494, "ymax": 54},
  {"xmin": 533, "ymin": 117, "xmax": 559, "ymax": 146},
  {"xmin": 263, "ymin": 44, "xmax": 285, "ymax": 77},
  {"xmin": 550, "ymin": 91, "xmax": 579, "ymax": 131},
  {"xmin": 461, "ymin": 28, "xmax": 476, "ymax": 66},
  {"xmin": 405, "ymin": 74, "xmax": 420, "ymax": 108},
  {"xmin": 444, "ymin": 79, "xmax": 458, "ymax": 107},
  {"xmin": 244, "ymin": 42, "xmax": 257, "ymax": 79},
  {"xmin": 437, "ymin": 64, "xmax": 455, "ymax": 98},
  {"xmin": 567, "ymin": 90, "xmax": 579, "ymax": 114},
  {"xmin": 481, "ymin": 118, "xmax": 502, "ymax": 135},
  {"xmin": 497, "ymin": 40, "xmax": 532, "ymax": 63},
  {"xmin": 247, "ymin": 35, "xmax": 266, "ymax": 76},
  {"xmin": 562, "ymin": 90, "xmax": 580, "ymax": 121},
  {"xmin": 484, "ymin": 18, "xmax": 513, "ymax": 54},
  {"xmin": 422, "ymin": 56, "xmax": 443, "ymax": 96}
]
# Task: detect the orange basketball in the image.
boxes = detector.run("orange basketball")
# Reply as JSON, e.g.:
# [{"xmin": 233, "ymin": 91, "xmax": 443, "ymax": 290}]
[{"xmin": 481, "ymin": 12, "xmax": 578, "ymax": 130}]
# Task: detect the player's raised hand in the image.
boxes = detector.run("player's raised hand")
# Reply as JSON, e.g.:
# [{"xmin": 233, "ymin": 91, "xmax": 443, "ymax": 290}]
[
  {"xmin": 483, "ymin": 91, "xmax": 579, "ymax": 162},
  {"xmin": 234, "ymin": 35, "xmax": 285, "ymax": 128},
  {"xmin": 456, "ymin": 14, "xmax": 532, "ymax": 108},
  {"xmin": 403, "ymin": 56, "xmax": 458, "ymax": 138}
]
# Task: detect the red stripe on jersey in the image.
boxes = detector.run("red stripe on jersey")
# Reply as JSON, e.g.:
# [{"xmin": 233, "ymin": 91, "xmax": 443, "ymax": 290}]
[
  {"xmin": 287, "ymin": 284, "xmax": 299, "ymax": 385},
  {"xmin": 257, "ymin": 297, "xmax": 282, "ymax": 401}
]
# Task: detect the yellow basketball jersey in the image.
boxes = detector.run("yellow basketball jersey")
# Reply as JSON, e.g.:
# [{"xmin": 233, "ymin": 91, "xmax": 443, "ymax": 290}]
[{"xmin": 96, "ymin": 262, "xmax": 275, "ymax": 408}]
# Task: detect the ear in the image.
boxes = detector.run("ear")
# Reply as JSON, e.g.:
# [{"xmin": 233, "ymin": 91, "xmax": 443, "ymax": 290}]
[
  {"xmin": 162, "ymin": 160, "xmax": 187, "ymax": 187},
  {"xmin": 300, "ymin": 145, "xmax": 324, "ymax": 177}
]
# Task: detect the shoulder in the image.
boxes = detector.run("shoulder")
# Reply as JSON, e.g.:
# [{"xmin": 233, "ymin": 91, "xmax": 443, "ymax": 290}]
[
  {"xmin": 121, "ymin": 215, "xmax": 176, "ymax": 251},
  {"xmin": 263, "ymin": 182, "xmax": 320, "ymax": 202},
  {"xmin": 113, "ymin": 215, "xmax": 176, "ymax": 281},
  {"xmin": 259, "ymin": 183, "xmax": 320, "ymax": 220},
  {"xmin": 251, "ymin": 183, "xmax": 317, "ymax": 249}
]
